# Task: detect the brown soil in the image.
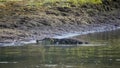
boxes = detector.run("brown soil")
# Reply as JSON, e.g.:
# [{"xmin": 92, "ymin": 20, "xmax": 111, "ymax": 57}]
[{"xmin": 0, "ymin": 2, "xmax": 120, "ymax": 42}]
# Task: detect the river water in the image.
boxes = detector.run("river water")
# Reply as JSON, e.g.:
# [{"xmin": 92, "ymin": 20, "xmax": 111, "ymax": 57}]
[{"xmin": 0, "ymin": 29, "xmax": 120, "ymax": 68}]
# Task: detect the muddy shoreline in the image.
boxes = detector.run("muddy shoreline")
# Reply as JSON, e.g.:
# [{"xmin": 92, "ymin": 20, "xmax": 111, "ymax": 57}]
[{"xmin": 0, "ymin": 22, "xmax": 120, "ymax": 46}]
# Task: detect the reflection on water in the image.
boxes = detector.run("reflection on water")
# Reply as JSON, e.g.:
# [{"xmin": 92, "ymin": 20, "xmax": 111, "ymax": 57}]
[
  {"xmin": 76, "ymin": 29, "xmax": 120, "ymax": 45},
  {"xmin": 0, "ymin": 29, "xmax": 120, "ymax": 68},
  {"xmin": 0, "ymin": 46, "xmax": 120, "ymax": 68}
]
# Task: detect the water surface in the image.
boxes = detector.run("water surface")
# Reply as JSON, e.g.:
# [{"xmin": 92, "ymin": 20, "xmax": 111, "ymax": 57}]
[{"xmin": 0, "ymin": 29, "xmax": 120, "ymax": 68}]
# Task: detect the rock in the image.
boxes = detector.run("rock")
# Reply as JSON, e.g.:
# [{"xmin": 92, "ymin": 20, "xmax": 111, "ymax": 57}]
[
  {"xmin": 57, "ymin": 7, "xmax": 71, "ymax": 12},
  {"xmin": 45, "ymin": 10, "xmax": 59, "ymax": 16},
  {"xmin": 114, "ymin": 24, "xmax": 119, "ymax": 27},
  {"xmin": 37, "ymin": 38, "xmax": 89, "ymax": 45}
]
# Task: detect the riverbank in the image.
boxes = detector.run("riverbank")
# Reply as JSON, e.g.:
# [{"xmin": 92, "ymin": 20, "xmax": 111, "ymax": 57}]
[
  {"xmin": 0, "ymin": 22, "xmax": 120, "ymax": 46},
  {"xmin": 0, "ymin": 1, "xmax": 120, "ymax": 46}
]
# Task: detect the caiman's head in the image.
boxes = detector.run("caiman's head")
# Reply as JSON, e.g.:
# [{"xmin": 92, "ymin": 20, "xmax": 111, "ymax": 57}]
[{"xmin": 42, "ymin": 38, "xmax": 55, "ymax": 44}]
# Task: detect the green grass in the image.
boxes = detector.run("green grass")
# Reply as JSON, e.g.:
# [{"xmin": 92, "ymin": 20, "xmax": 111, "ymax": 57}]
[
  {"xmin": 0, "ymin": 0, "xmax": 102, "ymax": 7},
  {"xmin": 67, "ymin": 0, "xmax": 102, "ymax": 5},
  {"xmin": 33, "ymin": 0, "xmax": 102, "ymax": 7}
]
